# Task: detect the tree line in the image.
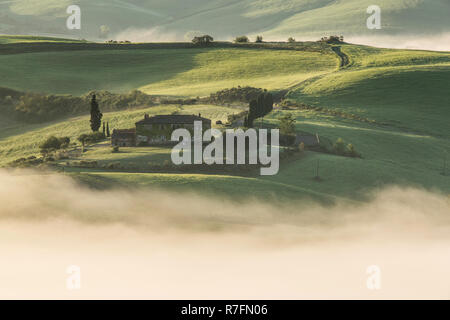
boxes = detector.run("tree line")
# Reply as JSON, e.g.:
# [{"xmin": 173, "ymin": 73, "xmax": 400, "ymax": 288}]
[
  {"xmin": 8, "ymin": 90, "xmax": 156, "ymax": 123},
  {"xmin": 244, "ymin": 91, "xmax": 274, "ymax": 127}
]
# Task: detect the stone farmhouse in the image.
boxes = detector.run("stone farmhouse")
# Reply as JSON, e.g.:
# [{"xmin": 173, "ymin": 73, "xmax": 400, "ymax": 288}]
[{"xmin": 111, "ymin": 114, "xmax": 212, "ymax": 147}]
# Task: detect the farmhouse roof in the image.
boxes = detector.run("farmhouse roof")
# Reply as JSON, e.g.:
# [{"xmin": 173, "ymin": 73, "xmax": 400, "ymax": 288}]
[
  {"xmin": 111, "ymin": 128, "xmax": 136, "ymax": 138},
  {"xmin": 136, "ymin": 114, "xmax": 211, "ymax": 125}
]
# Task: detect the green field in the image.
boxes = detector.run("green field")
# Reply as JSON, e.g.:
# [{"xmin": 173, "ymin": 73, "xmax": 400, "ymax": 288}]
[
  {"xmin": 0, "ymin": 46, "xmax": 338, "ymax": 96},
  {"xmin": 0, "ymin": 38, "xmax": 449, "ymax": 203},
  {"xmin": 0, "ymin": 35, "xmax": 86, "ymax": 44},
  {"xmin": 286, "ymin": 45, "xmax": 450, "ymax": 138}
]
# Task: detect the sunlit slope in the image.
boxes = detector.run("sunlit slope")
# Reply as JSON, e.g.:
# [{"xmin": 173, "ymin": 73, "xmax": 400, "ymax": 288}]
[
  {"xmin": 139, "ymin": 48, "xmax": 338, "ymax": 96},
  {"xmin": 0, "ymin": 47, "xmax": 338, "ymax": 96},
  {"xmin": 2, "ymin": 0, "xmax": 449, "ymax": 40},
  {"xmin": 287, "ymin": 46, "xmax": 450, "ymax": 138},
  {"xmin": 262, "ymin": 0, "xmax": 450, "ymax": 38},
  {"xmin": 261, "ymin": 109, "xmax": 450, "ymax": 200},
  {"xmin": 0, "ymin": 35, "xmax": 86, "ymax": 44},
  {"xmin": 275, "ymin": 45, "xmax": 450, "ymax": 199}
]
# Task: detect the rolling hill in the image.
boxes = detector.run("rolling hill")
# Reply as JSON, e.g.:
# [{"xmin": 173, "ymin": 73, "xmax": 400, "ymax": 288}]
[
  {"xmin": 1, "ymin": 0, "xmax": 449, "ymax": 43},
  {"xmin": 0, "ymin": 37, "xmax": 448, "ymax": 203},
  {"xmin": 0, "ymin": 42, "xmax": 338, "ymax": 96}
]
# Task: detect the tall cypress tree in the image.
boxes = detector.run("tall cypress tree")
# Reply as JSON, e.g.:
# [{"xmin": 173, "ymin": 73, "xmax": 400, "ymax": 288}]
[
  {"xmin": 257, "ymin": 93, "xmax": 265, "ymax": 118},
  {"xmin": 264, "ymin": 92, "xmax": 274, "ymax": 115},
  {"xmin": 90, "ymin": 94, "xmax": 103, "ymax": 132},
  {"xmin": 248, "ymin": 99, "xmax": 258, "ymax": 127},
  {"xmin": 102, "ymin": 121, "xmax": 106, "ymax": 136},
  {"xmin": 106, "ymin": 122, "xmax": 110, "ymax": 137}
]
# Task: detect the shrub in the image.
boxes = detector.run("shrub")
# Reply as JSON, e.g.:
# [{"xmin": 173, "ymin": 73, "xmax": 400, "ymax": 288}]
[
  {"xmin": 319, "ymin": 35, "xmax": 343, "ymax": 44},
  {"xmin": 208, "ymin": 86, "xmax": 265, "ymax": 104},
  {"xmin": 58, "ymin": 137, "xmax": 71, "ymax": 149},
  {"xmin": 299, "ymin": 142, "xmax": 305, "ymax": 152},
  {"xmin": 192, "ymin": 35, "xmax": 214, "ymax": 46},
  {"xmin": 279, "ymin": 114, "xmax": 296, "ymax": 136},
  {"xmin": 288, "ymin": 37, "xmax": 296, "ymax": 43},
  {"xmin": 78, "ymin": 132, "xmax": 105, "ymax": 146},
  {"xmin": 39, "ymin": 136, "xmax": 71, "ymax": 154},
  {"xmin": 333, "ymin": 138, "xmax": 346, "ymax": 155},
  {"xmin": 279, "ymin": 134, "xmax": 296, "ymax": 146},
  {"xmin": 112, "ymin": 146, "xmax": 120, "ymax": 153},
  {"xmin": 234, "ymin": 36, "xmax": 249, "ymax": 43},
  {"xmin": 39, "ymin": 136, "xmax": 61, "ymax": 151},
  {"xmin": 346, "ymin": 143, "xmax": 360, "ymax": 158},
  {"xmin": 14, "ymin": 90, "xmax": 156, "ymax": 124},
  {"xmin": 255, "ymin": 35, "xmax": 263, "ymax": 43}
]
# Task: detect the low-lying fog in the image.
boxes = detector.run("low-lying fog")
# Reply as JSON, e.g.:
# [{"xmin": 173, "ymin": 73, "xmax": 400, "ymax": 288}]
[
  {"xmin": 346, "ymin": 33, "xmax": 450, "ymax": 52},
  {"xmin": 0, "ymin": 170, "xmax": 449, "ymax": 299}
]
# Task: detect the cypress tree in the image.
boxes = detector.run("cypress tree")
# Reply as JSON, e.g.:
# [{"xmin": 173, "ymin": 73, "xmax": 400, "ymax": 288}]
[
  {"xmin": 90, "ymin": 94, "xmax": 103, "ymax": 132},
  {"xmin": 102, "ymin": 122, "xmax": 106, "ymax": 136},
  {"xmin": 264, "ymin": 92, "xmax": 274, "ymax": 115},
  {"xmin": 257, "ymin": 93, "xmax": 265, "ymax": 118},
  {"xmin": 248, "ymin": 99, "xmax": 258, "ymax": 127},
  {"xmin": 106, "ymin": 122, "xmax": 111, "ymax": 137}
]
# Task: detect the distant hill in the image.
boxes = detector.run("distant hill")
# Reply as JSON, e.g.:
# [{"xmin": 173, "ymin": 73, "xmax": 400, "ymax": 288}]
[{"xmin": 1, "ymin": 0, "xmax": 449, "ymax": 43}]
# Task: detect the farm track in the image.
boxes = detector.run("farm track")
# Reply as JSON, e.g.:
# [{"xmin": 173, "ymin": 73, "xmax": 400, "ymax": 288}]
[{"xmin": 331, "ymin": 46, "xmax": 350, "ymax": 68}]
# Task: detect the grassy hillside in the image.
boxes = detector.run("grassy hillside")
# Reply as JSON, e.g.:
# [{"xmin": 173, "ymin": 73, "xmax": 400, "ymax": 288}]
[
  {"xmin": 287, "ymin": 45, "xmax": 450, "ymax": 138},
  {"xmin": 70, "ymin": 102, "xmax": 450, "ymax": 203},
  {"xmin": 0, "ymin": 40, "xmax": 448, "ymax": 203},
  {"xmin": 1, "ymin": 0, "xmax": 449, "ymax": 40},
  {"xmin": 0, "ymin": 35, "xmax": 86, "ymax": 44},
  {"xmin": 275, "ymin": 44, "xmax": 450, "ymax": 199},
  {"xmin": 0, "ymin": 46, "xmax": 338, "ymax": 96}
]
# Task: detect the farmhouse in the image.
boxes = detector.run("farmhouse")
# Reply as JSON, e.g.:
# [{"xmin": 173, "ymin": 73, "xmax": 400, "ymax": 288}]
[
  {"xmin": 111, "ymin": 114, "xmax": 212, "ymax": 146},
  {"xmin": 135, "ymin": 114, "xmax": 211, "ymax": 145},
  {"xmin": 111, "ymin": 129, "xmax": 136, "ymax": 147}
]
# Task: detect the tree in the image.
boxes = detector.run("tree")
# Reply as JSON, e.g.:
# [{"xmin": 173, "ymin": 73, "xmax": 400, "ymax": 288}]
[
  {"xmin": 106, "ymin": 122, "xmax": 111, "ymax": 137},
  {"xmin": 78, "ymin": 134, "xmax": 88, "ymax": 151},
  {"xmin": 90, "ymin": 94, "xmax": 102, "ymax": 132},
  {"xmin": 256, "ymin": 93, "xmax": 265, "ymax": 118},
  {"xmin": 346, "ymin": 143, "xmax": 359, "ymax": 158},
  {"xmin": 248, "ymin": 99, "xmax": 258, "ymax": 127},
  {"xmin": 255, "ymin": 35, "xmax": 263, "ymax": 43},
  {"xmin": 58, "ymin": 137, "xmax": 71, "ymax": 149},
  {"xmin": 39, "ymin": 136, "xmax": 70, "ymax": 155},
  {"xmin": 234, "ymin": 36, "xmax": 249, "ymax": 43},
  {"xmin": 333, "ymin": 138, "xmax": 346, "ymax": 155},
  {"xmin": 39, "ymin": 136, "xmax": 61, "ymax": 154},
  {"xmin": 192, "ymin": 35, "xmax": 214, "ymax": 46},
  {"xmin": 102, "ymin": 122, "xmax": 106, "ymax": 136},
  {"xmin": 263, "ymin": 92, "xmax": 274, "ymax": 115},
  {"xmin": 288, "ymin": 37, "xmax": 296, "ymax": 43},
  {"xmin": 279, "ymin": 114, "xmax": 296, "ymax": 136}
]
